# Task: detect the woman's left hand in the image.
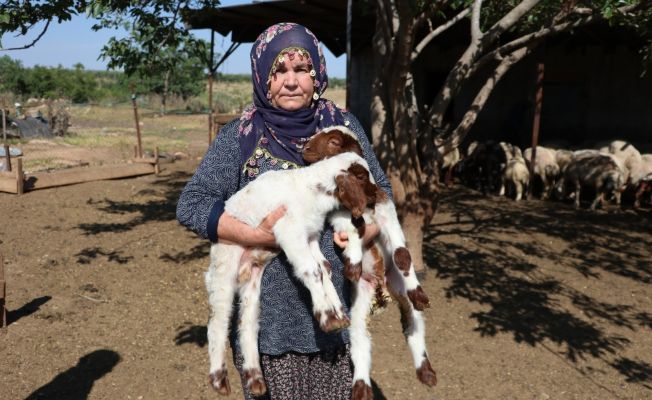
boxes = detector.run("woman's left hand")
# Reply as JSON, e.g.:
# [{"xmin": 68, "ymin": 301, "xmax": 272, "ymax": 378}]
[{"xmin": 333, "ymin": 223, "xmax": 380, "ymax": 248}]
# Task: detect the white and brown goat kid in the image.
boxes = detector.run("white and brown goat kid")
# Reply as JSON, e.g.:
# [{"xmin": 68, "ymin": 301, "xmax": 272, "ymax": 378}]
[
  {"xmin": 205, "ymin": 152, "xmax": 378, "ymax": 396},
  {"xmin": 302, "ymin": 126, "xmax": 437, "ymax": 400}
]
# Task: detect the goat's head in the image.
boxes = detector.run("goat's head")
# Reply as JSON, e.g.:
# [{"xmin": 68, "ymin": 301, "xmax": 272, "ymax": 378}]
[
  {"xmin": 334, "ymin": 162, "xmax": 378, "ymax": 219},
  {"xmin": 303, "ymin": 126, "xmax": 363, "ymax": 164}
]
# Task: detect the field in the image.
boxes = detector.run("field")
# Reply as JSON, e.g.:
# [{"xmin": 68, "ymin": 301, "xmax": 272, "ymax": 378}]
[{"xmin": 1, "ymin": 96, "xmax": 651, "ymax": 400}]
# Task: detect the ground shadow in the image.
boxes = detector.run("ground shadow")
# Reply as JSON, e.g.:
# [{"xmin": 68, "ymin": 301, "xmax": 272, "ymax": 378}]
[
  {"xmin": 371, "ymin": 378, "xmax": 388, "ymax": 400},
  {"xmin": 24, "ymin": 349, "xmax": 121, "ymax": 400},
  {"xmin": 425, "ymin": 186, "xmax": 651, "ymax": 384},
  {"xmin": 7, "ymin": 295, "xmax": 51, "ymax": 325},
  {"xmin": 175, "ymin": 323, "xmax": 207, "ymax": 347},
  {"xmin": 77, "ymin": 171, "xmax": 191, "ymax": 236},
  {"xmin": 160, "ymin": 241, "xmax": 210, "ymax": 264},
  {"xmin": 74, "ymin": 247, "xmax": 134, "ymax": 265}
]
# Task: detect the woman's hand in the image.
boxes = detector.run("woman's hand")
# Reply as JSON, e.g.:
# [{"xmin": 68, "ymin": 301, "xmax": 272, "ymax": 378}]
[
  {"xmin": 333, "ymin": 223, "xmax": 380, "ymax": 249},
  {"xmin": 255, "ymin": 205, "xmax": 287, "ymax": 247},
  {"xmin": 217, "ymin": 205, "xmax": 287, "ymax": 247}
]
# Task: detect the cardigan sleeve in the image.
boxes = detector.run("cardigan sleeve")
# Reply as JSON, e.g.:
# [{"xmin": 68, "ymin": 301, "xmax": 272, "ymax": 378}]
[
  {"xmin": 343, "ymin": 112, "xmax": 393, "ymax": 200},
  {"xmin": 176, "ymin": 119, "xmax": 241, "ymax": 242}
]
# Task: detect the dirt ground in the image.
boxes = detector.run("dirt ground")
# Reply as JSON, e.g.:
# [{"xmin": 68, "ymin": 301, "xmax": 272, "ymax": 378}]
[{"xmin": 1, "ymin": 156, "xmax": 651, "ymax": 399}]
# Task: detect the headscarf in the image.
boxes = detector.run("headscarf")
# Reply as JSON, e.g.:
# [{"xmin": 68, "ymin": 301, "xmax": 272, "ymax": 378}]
[{"xmin": 238, "ymin": 23, "xmax": 346, "ymax": 167}]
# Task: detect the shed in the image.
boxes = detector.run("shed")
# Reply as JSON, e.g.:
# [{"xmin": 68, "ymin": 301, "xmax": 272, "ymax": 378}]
[{"xmin": 184, "ymin": 1, "xmax": 652, "ymax": 151}]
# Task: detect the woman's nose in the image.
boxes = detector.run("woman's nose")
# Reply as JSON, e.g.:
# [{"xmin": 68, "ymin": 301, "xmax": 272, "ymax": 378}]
[{"xmin": 284, "ymin": 71, "xmax": 298, "ymax": 88}]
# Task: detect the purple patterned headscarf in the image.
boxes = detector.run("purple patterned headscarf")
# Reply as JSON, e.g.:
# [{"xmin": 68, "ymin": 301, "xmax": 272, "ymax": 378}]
[{"xmin": 238, "ymin": 23, "xmax": 346, "ymax": 166}]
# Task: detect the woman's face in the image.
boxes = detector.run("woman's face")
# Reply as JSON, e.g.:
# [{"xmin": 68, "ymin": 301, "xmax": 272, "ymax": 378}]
[{"xmin": 268, "ymin": 56, "xmax": 315, "ymax": 111}]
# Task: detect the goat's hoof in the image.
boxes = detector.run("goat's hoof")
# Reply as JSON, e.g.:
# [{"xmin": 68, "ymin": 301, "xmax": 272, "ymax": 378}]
[
  {"xmin": 351, "ymin": 380, "xmax": 373, "ymax": 400},
  {"xmin": 416, "ymin": 358, "xmax": 437, "ymax": 387},
  {"xmin": 209, "ymin": 369, "xmax": 231, "ymax": 395},
  {"xmin": 407, "ymin": 286, "xmax": 430, "ymax": 311},
  {"xmin": 317, "ymin": 309, "xmax": 350, "ymax": 332},
  {"xmin": 244, "ymin": 368, "xmax": 267, "ymax": 396},
  {"xmin": 344, "ymin": 260, "xmax": 362, "ymax": 281}
]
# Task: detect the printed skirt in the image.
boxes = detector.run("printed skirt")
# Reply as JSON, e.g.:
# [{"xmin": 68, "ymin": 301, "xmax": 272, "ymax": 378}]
[{"xmin": 234, "ymin": 346, "xmax": 353, "ymax": 400}]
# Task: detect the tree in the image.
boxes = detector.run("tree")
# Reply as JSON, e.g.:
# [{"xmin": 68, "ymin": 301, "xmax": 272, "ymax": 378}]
[{"xmin": 370, "ymin": 0, "xmax": 652, "ymax": 271}]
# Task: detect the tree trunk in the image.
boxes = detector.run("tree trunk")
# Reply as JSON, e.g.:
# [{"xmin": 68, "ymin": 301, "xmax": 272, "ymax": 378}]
[{"xmin": 161, "ymin": 70, "xmax": 170, "ymax": 115}]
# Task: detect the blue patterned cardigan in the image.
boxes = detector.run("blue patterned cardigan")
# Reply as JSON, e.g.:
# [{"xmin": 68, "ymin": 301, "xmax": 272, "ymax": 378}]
[{"xmin": 176, "ymin": 113, "xmax": 391, "ymax": 355}]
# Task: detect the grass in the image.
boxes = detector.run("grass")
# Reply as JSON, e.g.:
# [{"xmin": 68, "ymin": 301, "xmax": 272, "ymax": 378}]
[{"xmin": 6, "ymin": 83, "xmax": 348, "ymax": 171}]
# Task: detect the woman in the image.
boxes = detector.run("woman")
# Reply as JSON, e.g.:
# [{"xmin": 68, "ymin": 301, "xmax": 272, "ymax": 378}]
[{"xmin": 177, "ymin": 23, "xmax": 391, "ymax": 399}]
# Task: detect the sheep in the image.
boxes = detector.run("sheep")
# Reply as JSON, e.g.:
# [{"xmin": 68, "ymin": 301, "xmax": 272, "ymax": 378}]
[
  {"xmin": 437, "ymin": 147, "xmax": 460, "ymax": 187},
  {"xmin": 524, "ymin": 146, "xmax": 560, "ymax": 200},
  {"xmin": 455, "ymin": 141, "xmax": 506, "ymax": 195},
  {"xmin": 500, "ymin": 156, "xmax": 530, "ymax": 201},
  {"xmin": 205, "ymin": 151, "xmax": 378, "ymax": 396},
  {"xmin": 303, "ymin": 126, "xmax": 437, "ymax": 398},
  {"xmin": 554, "ymin": 149, "xmax": 574, "ymax": 174},
  {"xmin": 629, "ymin": 154, "xmax": 652, "ymax": 208},
  {"xmin": 556, "ymin": 152, "xmax": 626, "ymax": 210}
]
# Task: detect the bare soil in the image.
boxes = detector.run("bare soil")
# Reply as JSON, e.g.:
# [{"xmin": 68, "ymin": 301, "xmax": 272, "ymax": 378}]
[{"xmin": 1, "ymin": 160, "xmax": 651, "ymax": 400}]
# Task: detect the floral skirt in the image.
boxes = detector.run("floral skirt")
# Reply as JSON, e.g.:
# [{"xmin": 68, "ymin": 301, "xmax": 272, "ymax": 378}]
[{"xmin": 233, "ymin": 346, "xmax": 353, "ymax": 400}]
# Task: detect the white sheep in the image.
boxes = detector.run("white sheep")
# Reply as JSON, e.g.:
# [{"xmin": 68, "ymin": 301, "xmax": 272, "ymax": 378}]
[
  {"xmin": 524, "ymin": 146, "xmax": 560, "ymax": 200},
  {"xmin": 205, "ymin": 151, "xmax": 377, "ymax": 396}
]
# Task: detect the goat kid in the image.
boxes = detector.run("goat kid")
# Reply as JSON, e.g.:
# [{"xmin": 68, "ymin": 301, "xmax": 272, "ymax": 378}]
[
  {"xmin": 206, "ymin": 151, "xmax": 377, "ymax": 396},
  {"xmin": 303, "ymin": 126, "xmax": 437, "ymax": 400}
]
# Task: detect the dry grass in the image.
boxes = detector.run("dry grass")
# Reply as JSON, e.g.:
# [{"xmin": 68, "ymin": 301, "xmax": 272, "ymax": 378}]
[{"xmin": 7, "ymin": 83, "xmax": 347, "ymax": 172}]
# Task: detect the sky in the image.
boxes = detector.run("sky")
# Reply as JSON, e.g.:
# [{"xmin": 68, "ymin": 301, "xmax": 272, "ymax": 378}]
[{"xmin": 0, "ymin": 0, "xmax": 347, "ymax": 78}]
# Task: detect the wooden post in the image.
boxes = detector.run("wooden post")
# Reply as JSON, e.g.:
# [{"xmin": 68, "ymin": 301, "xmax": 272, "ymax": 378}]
[
  {"xmin": 154, "ymin": 147, "xmax": 160, "ymax": 175},
  {"xmin": 345, "ymin": 0, "xmax": 353, "ymax": 109},
  {"xmin": 3, "ymin": 144, "xmax": 11, "ymax": 173},
  {"xmin": 131, "ymin": 94, "xmax": 143, "ymax": 158},
  {"xmin": 2, "ymin": 108, "xmax": 6, "ymax": 141},
  {"xmin": 208, "ymin": 29, "xmax": 215, "ymax": 145},
  {"xmin": 528, "ymin": 61, "xmax": 545, "ymax": 200},
  {"xmin": 0, "ymin": 253, "xmax": 6, "ymax": 329},
  {"xmin": 16, "ymin": 158, "xmax": 23, "ymax": 195}
]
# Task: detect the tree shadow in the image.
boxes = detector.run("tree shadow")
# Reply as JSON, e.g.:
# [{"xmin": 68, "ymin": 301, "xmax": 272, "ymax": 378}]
[
  {"xmin": 74, "ymin": 247, "xmax": 133, "ymax": 265},
  {"xmin": 24, "ymin": 349, "xmax": 121, "ymax": 400},
  {"xmin": 7, "ymin": 295, "xmax": 51, "ymax": 325},
  {"xmin": 175, "ymin": 323, "xmax": 207, "ymax": 347},
  {"xmin": 76, "ymin": 171, "xmax": 191, "ymax": 236},
  {"xmin": 160, "ymin": 242, "xmax": 210, "ymax": 264},
  {"xmin": 609, "ymin": 358, "xmax": 652, "ymax": 389},
  {"xmin": 425, "ymin": 186, "xmax": 651, "ymax": 382}
]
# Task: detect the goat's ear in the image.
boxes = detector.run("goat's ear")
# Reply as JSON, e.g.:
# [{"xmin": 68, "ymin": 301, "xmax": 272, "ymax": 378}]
[{"xmin": 341, "ymin": 134, "xmax": 363, "ymax": 157}]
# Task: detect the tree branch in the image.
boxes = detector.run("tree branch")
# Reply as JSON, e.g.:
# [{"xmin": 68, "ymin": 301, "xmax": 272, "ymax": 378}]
[
  {"xmin": 483, "ymin": 0, "xmax": 541, "ymax": 45},
  {"xmin": 411, "ymin": 7, "xmax": 470, "ymax": 62},
  {"xmin": 435, "ymin": 44, "xmax": 535, "ymax": 148},
  {"xmin": 471, "ymin": 0, "xmax": 483, "ymax": 42},
  {"xmin": 1, "ymin": 19, "xmax": 51, "ymax": 51}
]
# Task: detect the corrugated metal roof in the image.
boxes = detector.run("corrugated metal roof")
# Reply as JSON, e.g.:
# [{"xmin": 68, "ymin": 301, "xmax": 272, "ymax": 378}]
[{"xmin": 183, "ymin": 0, "xmax": 375, "ymax": 56}]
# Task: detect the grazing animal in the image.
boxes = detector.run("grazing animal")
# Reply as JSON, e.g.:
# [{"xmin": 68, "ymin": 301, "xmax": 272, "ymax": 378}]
[
  {"xmin": 205, "ymin": 151, "xmax": 378, "ymax": 396},
  {"xmin": 556, "ymin": 152, "xmax": 626, "ymax": 210},
  {"xmin": 304, "ymin": 126, "xmax": 437, "ymax": 399},
  {"xmin": 524, "ymin": 146, "xmax": 560, "ymax": 200},
  {"xmin": 455, "ymin": 141, "xmax": 506, "ymax": 195}
]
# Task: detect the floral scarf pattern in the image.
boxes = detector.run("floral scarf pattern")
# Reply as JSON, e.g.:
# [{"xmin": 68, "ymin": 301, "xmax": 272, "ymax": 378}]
[{"xmin": 238, "ymin": 23, "xmax": 346, "ymax": 167}]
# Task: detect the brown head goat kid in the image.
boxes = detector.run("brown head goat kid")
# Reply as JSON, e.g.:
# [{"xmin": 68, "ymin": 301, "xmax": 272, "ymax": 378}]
[
  {"xmin": 303, "ymin": 126, "xmax": 437, "ymax": 400},
  {"xmin": 205, "ymin": 152, "xmax": 378, "ymax": 396}
]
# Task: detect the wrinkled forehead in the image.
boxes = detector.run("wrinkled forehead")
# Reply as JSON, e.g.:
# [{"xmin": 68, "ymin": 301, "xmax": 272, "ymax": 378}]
[{"xmin": 252, "ymin": 23, "xmax": 323, "ymax": 76}]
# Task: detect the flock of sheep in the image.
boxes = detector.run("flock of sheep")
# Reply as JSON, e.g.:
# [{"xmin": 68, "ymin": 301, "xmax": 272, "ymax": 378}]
[{"xmin": 441, "ymin": 139, "xmax": 652, "ymax": 210}]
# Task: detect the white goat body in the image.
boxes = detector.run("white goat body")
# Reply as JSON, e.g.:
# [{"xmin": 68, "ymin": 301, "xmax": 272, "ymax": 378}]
[{"xmin": 205, "ymin": 151, "xmax": 374, "ymax": 396}]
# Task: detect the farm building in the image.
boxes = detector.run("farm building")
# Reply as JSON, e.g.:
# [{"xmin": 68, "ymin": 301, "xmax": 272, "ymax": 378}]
[{"xmin": 184, "ymin": 0, "xmax": 652, "ymax": 151}]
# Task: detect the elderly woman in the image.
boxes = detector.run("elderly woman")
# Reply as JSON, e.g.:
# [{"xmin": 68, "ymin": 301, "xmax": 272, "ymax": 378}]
[{"xmin": 177, "ymin": 23, "xmax": 391, "ymax": 399}]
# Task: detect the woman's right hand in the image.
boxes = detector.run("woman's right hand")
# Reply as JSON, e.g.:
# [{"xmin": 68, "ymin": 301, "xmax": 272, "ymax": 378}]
[{"xmin": 217, "ymin": 205, "xmax": 287, "ymax": 248}]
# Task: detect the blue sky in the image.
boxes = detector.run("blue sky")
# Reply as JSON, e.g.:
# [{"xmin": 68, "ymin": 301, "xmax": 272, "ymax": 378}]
[{"xmin": 1, "ymin": 0, "xmax": 347, "ymax": 77}]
